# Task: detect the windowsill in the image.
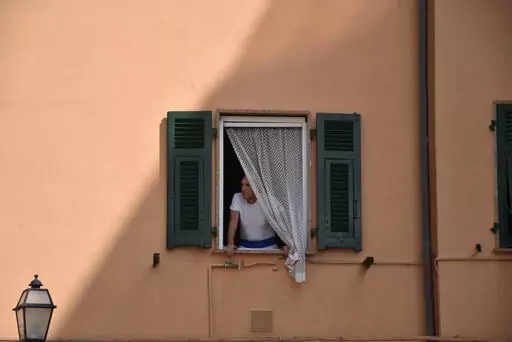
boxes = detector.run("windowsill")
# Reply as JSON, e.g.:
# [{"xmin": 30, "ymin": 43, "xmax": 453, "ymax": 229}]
[
  {"xmin": 493, "ymin": 248, "xmax": 512, "ymax": 253},
  {"xmin": 212, "ymin": 249, "xmax": 319, "ymax": 256},
  {"xmin": 213, "ymin": 249, "xmax": 286, "ymax": 255}
]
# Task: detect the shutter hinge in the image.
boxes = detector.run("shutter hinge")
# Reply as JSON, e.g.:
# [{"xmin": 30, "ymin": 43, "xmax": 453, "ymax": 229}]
[
  {"xmin": 152, "ymin": 253, "xmax": 160, "ymax": 268},
  {"xmin": 310, "ymin": 129, "xmax": 316, "ymax": 140},
  {"xmin": 489, "ymin": 120, "xmax": 497, "ymax": 132},
  {"xmin": 310, "ymin": 227, "xmax": 318, "ymax": 238},
  {"xmin": 211, "ymin": 226, "xmax": 217, "ymax": 237},
  {"xmin": 490, "ymin": 222, "xmax": 498, "ymax": 234},
  {"xmin": 362, "ymin": 256, "xmax": 374, "ymax": 269},
  {"xmin": 212, "ymin": 128, "xmax": 218, "ymax": 137}
]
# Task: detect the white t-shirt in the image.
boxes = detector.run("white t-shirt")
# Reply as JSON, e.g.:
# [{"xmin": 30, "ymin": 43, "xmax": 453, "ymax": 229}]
[{"xmin": 230, "ymin": 193, "xmax": 276, "ymax": 241}]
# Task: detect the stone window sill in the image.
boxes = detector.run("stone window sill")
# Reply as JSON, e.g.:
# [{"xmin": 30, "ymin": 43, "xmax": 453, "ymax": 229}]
[
  {"xmin": 213, "ymin": 249, "xmax": 285, "ymax": 255},
  {"xmin": 493, "ymin": 248, "xmax": 512, "ymax": 253}
]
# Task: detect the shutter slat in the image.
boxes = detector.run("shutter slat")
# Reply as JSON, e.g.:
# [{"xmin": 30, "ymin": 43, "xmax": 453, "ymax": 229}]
[
  {"xmin": 174, "ymin": 118, "xmax": 206, "ymax": 149},
  {"xmin": 324, "ymin": 120, "xmax": 354, "ymax": 152},
  {"xmin": 330, "ymin": 162, "xmax": 350, "ymax": 233}
]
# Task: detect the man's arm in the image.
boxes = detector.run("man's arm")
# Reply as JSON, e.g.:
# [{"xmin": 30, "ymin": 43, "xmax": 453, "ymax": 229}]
[{"xmin": 225, "ymin": 210, "xmax": 240, "ymax": 256}]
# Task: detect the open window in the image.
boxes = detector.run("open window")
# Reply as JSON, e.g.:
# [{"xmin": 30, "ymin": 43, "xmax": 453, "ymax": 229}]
[{"xmin": 217, "ymin": 114, "xmax": 309, "ymax": 253}]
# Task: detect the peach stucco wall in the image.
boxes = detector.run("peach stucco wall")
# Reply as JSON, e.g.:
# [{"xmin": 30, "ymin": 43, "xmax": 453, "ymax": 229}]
[
  {"xmin": 0, "ymin": 0, "xmax": 423, "ymax": 339},
  {"xmin": 433, "ymin": 0, "xmax": 512, "ymax": 339}
]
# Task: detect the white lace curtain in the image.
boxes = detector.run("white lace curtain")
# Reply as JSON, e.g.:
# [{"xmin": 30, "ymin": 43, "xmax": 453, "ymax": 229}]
[{"xmin": 226, "ymin": 127, "xmax": 306, "ymax": 282}]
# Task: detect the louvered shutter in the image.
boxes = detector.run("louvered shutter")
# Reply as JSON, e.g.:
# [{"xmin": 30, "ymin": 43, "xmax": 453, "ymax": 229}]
[
  {"xmin": 316, "ymin": 113, "xmax": 362, "ymax": 251},
  {"xmin": 496, "ymin": 104, "xmax": 512, "ymax": 248},
  {"xmin": 167, "ymin": 111, "xmax": 212, "ymax": 248}
]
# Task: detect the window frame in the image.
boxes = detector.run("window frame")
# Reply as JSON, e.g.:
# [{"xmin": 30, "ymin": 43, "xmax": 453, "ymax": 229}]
[{"xmin": 217, "ymin": 114, "xmax": 309, "ymax": 252}]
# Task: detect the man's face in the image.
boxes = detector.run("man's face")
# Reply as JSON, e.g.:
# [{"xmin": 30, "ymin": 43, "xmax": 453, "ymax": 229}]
[{"xmin": 241, "ymin": 176, "xmax": 255, "ymax": 200}]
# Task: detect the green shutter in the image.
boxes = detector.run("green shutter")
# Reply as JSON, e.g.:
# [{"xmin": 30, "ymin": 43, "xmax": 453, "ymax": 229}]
[
  {"xmin": 167, "ymin": 111, "xmax": 212, "ymax": 248},
  {"xmin": 317, "ymin": 113, "xmax": 362, "ymax": 251},
  {"xmin": 496, "ymin": 104, "xmax": 512, "ymax": 248}
]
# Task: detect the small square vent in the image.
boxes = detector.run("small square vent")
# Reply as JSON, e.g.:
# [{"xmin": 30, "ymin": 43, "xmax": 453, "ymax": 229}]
[{"xmin": 250, "ymin": 309, "xmax": 273, "ymax": 332}]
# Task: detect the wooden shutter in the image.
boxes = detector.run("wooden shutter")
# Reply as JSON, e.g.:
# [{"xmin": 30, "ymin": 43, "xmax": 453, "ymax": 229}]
[
  {"xmin": 316, "ymin": 113, "xmax": 362, "ymax": 251},
  {"xmin": 496, "ymin": 104, "xmax": 512, "ymax": 248},
  {"xmin": 167, "ymin": 111, "xmax": 212, "ymax": 248}
]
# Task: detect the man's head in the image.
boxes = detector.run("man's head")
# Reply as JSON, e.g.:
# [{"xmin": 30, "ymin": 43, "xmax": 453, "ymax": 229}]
[{"xmin": 241, "ymin": 175, "xmax": 256, "ymax": 201}]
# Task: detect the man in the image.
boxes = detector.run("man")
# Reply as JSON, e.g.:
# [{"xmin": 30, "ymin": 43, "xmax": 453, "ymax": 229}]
[{"xmin": 224, "ymin": 175, "xmax": 279, "ymax": 256}]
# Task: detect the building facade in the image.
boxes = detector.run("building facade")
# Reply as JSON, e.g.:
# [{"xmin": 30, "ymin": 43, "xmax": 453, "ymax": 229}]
[{"xmin": 1, "ymin": 0, "xmax": 511, "ymax": 340}]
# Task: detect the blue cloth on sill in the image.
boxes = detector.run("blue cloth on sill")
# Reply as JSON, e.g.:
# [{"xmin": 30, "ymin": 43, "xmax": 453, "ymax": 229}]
[{"xmin": 239, "ymin": 236, "xmax": 278, "ymax": 248}]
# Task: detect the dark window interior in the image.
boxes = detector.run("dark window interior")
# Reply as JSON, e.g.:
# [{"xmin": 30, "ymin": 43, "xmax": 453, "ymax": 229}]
[{"xmin": 223, "ymin": 132, "xmax": 244, "ymax": 246}]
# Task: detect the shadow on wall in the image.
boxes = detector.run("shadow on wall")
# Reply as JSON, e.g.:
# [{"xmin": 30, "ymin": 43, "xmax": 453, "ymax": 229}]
[{"xmin": 55, "ymin": 1, "xmax": 411, "ymax": 339}]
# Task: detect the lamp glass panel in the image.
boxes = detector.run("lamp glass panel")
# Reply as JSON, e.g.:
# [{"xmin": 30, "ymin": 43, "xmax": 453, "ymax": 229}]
[
  {"xmin": 25, "ymin": 291, "xmax": 51, "ymax": 305},
  {"xmin": 17, "ymin": 291, "xmax": 28, "ymax": 306},
  {"xmin": 25, "ymin": 308, "xmax": 51, "ymax": 340},
  {"xmin": 16, "ymin": 309, "xmax": 25, "ymax": 341}
]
